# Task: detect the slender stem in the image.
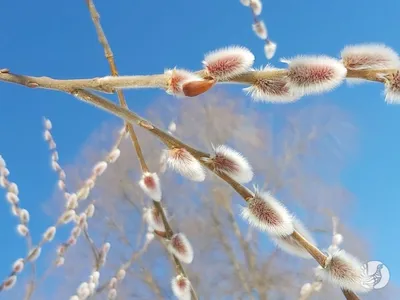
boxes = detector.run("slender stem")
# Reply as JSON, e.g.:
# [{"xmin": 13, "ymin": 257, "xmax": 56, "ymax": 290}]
[
  {"xmin": 85, "ymin": 2, "xmax": 198, "ymax": 299},
  {"xmin": 0, "ymin": 67, "xmax": 393, "ymax": 94},
  {"xmin": 86, "ymin": 0, "xmax": 149, "ymax": 173}
]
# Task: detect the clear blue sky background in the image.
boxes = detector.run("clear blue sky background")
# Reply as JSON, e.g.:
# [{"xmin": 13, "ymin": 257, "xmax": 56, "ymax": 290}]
[{"xmin": 0, "ymin": 0, "xmax": 399, "ymax": 297}]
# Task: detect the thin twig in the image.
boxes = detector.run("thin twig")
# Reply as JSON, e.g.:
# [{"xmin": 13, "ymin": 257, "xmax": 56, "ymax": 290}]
[
  {"xmin": 0, "ymin": 68, "xmax": 390, "ymax": 94},
  {"xmin": 85, "ymin": 1, "xmax": 198, "ymax": 299}
]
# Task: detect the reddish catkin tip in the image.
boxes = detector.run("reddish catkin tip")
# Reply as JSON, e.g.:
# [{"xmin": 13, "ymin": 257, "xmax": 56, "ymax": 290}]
[
  {"xmin": 244, "ymin": 66, "xmax": 301, "ymax": 103},
  {"xmin": 316, "ymin": 250, "xmax": 373, "ymax": 293},
  {"xmin": 203, "ymin": 46, "xmax": 255, "ymax": 80},
  {"xmin": 271, "ymin": 218, "xmax": 317, "ymax": 259},
  {"xmin": 139, "ymin": 172, "xmax": 162, "ymax": 201},
  {"xmin": 182, "ymin": 79, "xmax": 216, "ymax": 97},
  {"xmin": 164, "ymin": 148, "xmax": 206, "ymax": 182},
  {"xmin": 241, "ymin": 189, "xmax": 294, "ymax": 236},
  {"xmin": 383, "ymin": 70, "xmax": 400, "ymax": 104},
  {"xmin": 341, "ymin": 44, "xmax": 400, "ymax": 70},
  {"xmin": 165, "ymin": 69, "xmax": 204, "ymax": 97},
  {"xmin": 284, "ymin": 55, "xmax": 347, "ymax": 95},
  {"xmin": 207, "ymin": 145, "xmax": 253, "ymax": 183},
  {"xmin": 168, "ymin": 233, "xmax": 194, "ymax": 264},
  {"xmin": 171, "ymin": 275, "xmax": 191, "ymax": 300}
]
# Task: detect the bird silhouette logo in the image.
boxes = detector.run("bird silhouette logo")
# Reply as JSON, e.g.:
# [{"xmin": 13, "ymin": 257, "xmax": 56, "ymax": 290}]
[{"xmin": 361, "ymin": 261, "xmax": 390, "ymax": 290}]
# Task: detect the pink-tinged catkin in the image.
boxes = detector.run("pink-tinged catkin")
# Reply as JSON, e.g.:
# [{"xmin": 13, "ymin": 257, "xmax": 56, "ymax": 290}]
[
  {"xmin": 264, "ymin": 41, "xmax": 277, "ymax": 60},
  {"xmin": 168, "ymin": 233, "xmax": 194, "ymax": 264},
  {"xmin": 165, "ymin": 69, "xmax": 204, "ymax": 97},
  {"xmin": 284, "ymin": 55, "xmax": 347, "ymax": 95},
  {"xmin": 206, "ymin": 145, "xmax": 253, "ymax": 183},
  {"xmin": 139, "ymin": 172, "xmax": 162, "ymax": 201},
  {"xmin": 244, "ymin": 66, "xmax": 301, "ymax": 103},
  {"xmin": 341, "ymin": 44, "xmax": 400, "ymax": 70},
  {"xmin": 241, "ymin": 190, "xmax": 294, "ymax": 236},
  {"xmin": 164, "ymin": 148, "xmax": 206, "ymax": 182},
  {"xmin": 383, "ymin": 70, "xmax": 400, "ymax": 103},
  {"xmin": 143, "ymin": 207, "xmax": 166, "ymax": 232},
  {"xmin": 316, "ymin": 249, "xmax": 373, "ymax": 293},
  {"xmin": 203, "ymin": 46, "xmax": 255, "ymax": 80},
  {"xmin": 271, "ymin": 218, "xmax": 317, "ymax": 259},
  {"xmin": 171, "ymin": 274, "xmax": 191, "ymax": 300}
]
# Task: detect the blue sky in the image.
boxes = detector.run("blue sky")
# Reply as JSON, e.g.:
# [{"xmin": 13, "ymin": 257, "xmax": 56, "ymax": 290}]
[{"xmin": 0, "ymin": 0, "xmax": 399, "ymax": 297}]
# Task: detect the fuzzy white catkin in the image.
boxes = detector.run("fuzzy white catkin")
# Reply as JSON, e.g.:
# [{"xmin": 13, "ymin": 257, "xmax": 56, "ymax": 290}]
[
  {"xmin": 27, "ymin": 247, "xmax": 41, "ymax": 262},
  {"xmin": 250, "ymin": 0, "xmax": 262, "ymax": 15},
  {"xmin": 8, "ymin": 182, "xmax": 18, "ymax": 195},
  {"xmin": 43, "ymin": 226, "xmax": 56, "ymax": 241},
  {"xmin": 108, "ymin": 288, "xmax": 117, "ymax": 300},
  {"xmin": 19, "ymin": 209, "xmax": 30, "ymax": 223},
  {"xmin": 252, "ymin": 21, "xmax": 267, "ymax": 40},
  {"xmin": 6, "ymin": 192, "xmax": 19, "ymax": 205},
  {"xmin": 12, "ymin": 259, "xmax": 24, "ymax": 273},
  {"xmin": 92, "ymin": 161, "xmax": 108, "ymax": 176},
  {"xmin": 17, "ymin": 224, "xmax": 29, "ymax": 236},
  {"xmin": 108, "ymin": 148, "xmax": 121, "ymax": 163},
  {"xmin": 3, "ymin": 276, "xmax": 17, "ymax": 290},
  {"xmin": 264, "ymin": 41, "xmax": 277, "ymax": 59},
  {"xmin": 332, "ymin": 233, "xmax": 343, "ymax": 246},
  {"xmin": 86, "ymin": 204, "xmax": 95, "ymax": 218},
  {"xmin": 116, "ymin": 269, "xmax": 126, "ymax": 281}
]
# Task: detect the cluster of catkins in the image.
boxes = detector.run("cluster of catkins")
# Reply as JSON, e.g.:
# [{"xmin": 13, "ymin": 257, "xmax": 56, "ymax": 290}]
[
  {"xmin": 151, "ymin": 125, "xmax": 377, "ymax": 297},
  {"xmin": 164, "ymin": 43, "xmax": 400, "ymax": 104},
  {"xmin": 239, "ymin": 0, "xmax": 277, "ymax": 59}
]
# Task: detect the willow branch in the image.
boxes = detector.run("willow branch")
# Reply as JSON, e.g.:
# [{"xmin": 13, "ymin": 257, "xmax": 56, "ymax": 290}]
[
  {"xmin": 0, "ymin": 67, "xmax": 391, "ymax": 95},
  {"xmin": 86, "ymin": 0, "xmax": 149, "ymax": 173}
]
